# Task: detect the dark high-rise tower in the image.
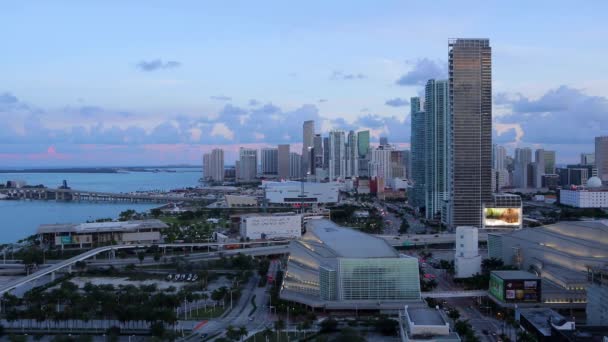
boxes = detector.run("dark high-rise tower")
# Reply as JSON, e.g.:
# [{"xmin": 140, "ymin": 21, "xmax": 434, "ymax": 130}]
[
  {"xmin": 410, "ymin": 97, "xmax": 426, "ymax": 209},
  {"xmin": 447, "ymin": 38, "xmax": 492, "ymax": 228}
]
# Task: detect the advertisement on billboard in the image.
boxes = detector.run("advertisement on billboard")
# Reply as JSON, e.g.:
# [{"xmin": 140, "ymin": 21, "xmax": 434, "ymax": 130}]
[
  {"xmin": 490, "ymin": 275, "xmax": 541, "ymax": 303},
  {"xmin": 484, "ymin": 207, "xmax": 522, "ymax": 228}
]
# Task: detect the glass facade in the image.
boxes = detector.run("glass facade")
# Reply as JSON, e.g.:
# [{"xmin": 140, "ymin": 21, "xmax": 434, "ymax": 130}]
[
  {"xmin": 448, "ymin": 38, "xmax": 493, "ymax": 227},
  {"xmin": 319, "ymin": 266, "xmax": 337, "ymax": 300},
  {"xmin": 338, "ymin": 258, "xmax": 420, "ymax": 300},
  {"xmin": 410, "ymin": 96, "xmax": 426, "ymax": 208},
  {"xmin": 425, "ymin": 79, "xmax": 449, "ymax": 220}
]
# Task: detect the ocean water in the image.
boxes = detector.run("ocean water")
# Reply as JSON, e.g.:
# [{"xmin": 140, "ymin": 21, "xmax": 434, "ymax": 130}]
[{"xmin": 0, "ymin": 168, "xmax": 202, "ymax": 243}]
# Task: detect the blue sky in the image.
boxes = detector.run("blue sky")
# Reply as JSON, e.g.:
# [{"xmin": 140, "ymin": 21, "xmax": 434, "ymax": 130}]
[{"xmin": 1, "ymin": 1, "xmax": 607, "ymax": 166}]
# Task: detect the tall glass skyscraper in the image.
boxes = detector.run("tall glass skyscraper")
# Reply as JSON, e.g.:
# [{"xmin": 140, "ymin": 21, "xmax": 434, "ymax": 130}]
[
  {"xmin": 424, "ymin": 79, "xmax": 449, "ymax": 220},
  {"xmin": 410, "ymin": 97, "xmax": 426, "ymax": 208},
  {"xmin": 447, "ymin": 38, "xmax": 493, "ymax": 228},
  {"xmin": 357, "ymin": 130, "xmax": 370, "ymax": 177}
]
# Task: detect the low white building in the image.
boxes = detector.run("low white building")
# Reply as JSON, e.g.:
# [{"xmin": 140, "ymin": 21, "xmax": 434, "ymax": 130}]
[
  {"xmin": 560, "ymin": 189, "xmax": 608, "ymax": 208},
  {"xmin": 262, "ymin": 180, "xmax": 340, "ymax": 204},
  {"xmin": 454, "ymin": 226, "xmax": 481, "ymax": 278},
  {"xmin": 399, "ymin": 305, "xmax": 460, "ymax": 341},
  {"xmin": 239, "ymin": 213, "xmax": 302, "ymax": 240}
]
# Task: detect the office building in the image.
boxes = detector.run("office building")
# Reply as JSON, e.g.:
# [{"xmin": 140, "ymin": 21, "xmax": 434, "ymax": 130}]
[
  {"xmin": 543, "ymin": 150, "xmax": 556, "ymax": 174},
  {"xmin": 557, "ymin": 167, "xmax": 589, "ymax": 187},
  {"xmin": 493, "ymin": 145, "xmax": 507, "ymax": 171},
  {"xmin": 517, "ymin": 308, "xmax": 575, "ymax": 342},
  {"xmin": 261, "ymin": 147, "xmax": 278, "ymax": 175},
  {"xmin": 346, "ymin": 130, "xmax": 358, "ymax": 178},
  {"xmin": 410, "ymin": 96, "xmax": 426, "ymax": 208},
  {"xmin": 447, "ymin": 38, "xmax": 493, "ymax": 228},
  {"xmin": 514, "ymin": 147, "xmax": 532, "ymax": 188},
  {"xmin": 313, "ymin": 134, "xmax": 324, "ymax": 174},
  {"xmin": 302, "ymin": 120, "xmax": 315, "ymax": 175},
  {"xmin": 237, "ymin": 148, "xmax": 257, "ymax": 181},
  {"xmin": 357, "ymin": 130, "xmax": 370, "ymax": 177},
  {"xmin": 205, "ymin": 148, "xmax": 224, "ymax": 182},
  {"xmin": 289, "ymin": 152, "xmax": 302, "ymax": 179},
  {"xmin": 595, "ymin": 136, "xmax": 608, "ymax": 183},
  {"xmin": 278, "ymin": 144, "xmax": 290, "ymax": 180},
  {"xmin": 239, "ymin": 213, "xmax": 302, "ymax": 240},
  {"xmin": 454, "ymin": 226, "xmax": 481, "ymax": 278},
  {"xmin": 424, "ymin": 79, "xmax": 449, "ymax": 219},
  {"xmin": 323, "ymin": 137, "xmax": 330, "ymax": 171},
  {"xmin": 489, "ymin": 271, "xmax": 542, "ymax": 306},
  {"xmin": 581, "ymin": 152, "xmax": 595, "ymax": 165},
  {"xmin": 379, "ymin": 136, "xmax": 389, "ymax": 146},
  {"xmin": 329, "ymin": 130, "xmax": 346, "ymax": 180},
  {"xmin": 281, "ymin": 219, "xmax": 421, "ymax": 309},
  {"xmin": 391, "ymin": 150, "xmax": 406, "ymax": 179}
]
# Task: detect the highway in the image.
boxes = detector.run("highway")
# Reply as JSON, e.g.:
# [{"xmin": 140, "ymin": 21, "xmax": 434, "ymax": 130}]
[{"xmin": 0, "ymin": 241, "xmax": 290, "ymax": 295}]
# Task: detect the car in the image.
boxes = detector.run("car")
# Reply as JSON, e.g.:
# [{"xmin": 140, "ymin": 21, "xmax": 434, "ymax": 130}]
[
  {"xmin": 166, "ymin": 274, "xmax": 173, "ymax": 281},
  {"xmin": 393, "ymin": 236, "xmax": 400, "ymax": 240},
  {"xmin": 482, "ymin": 329, "xmax": 489, "ymax": 335},
  {"xmin": 192, "ymin": 275, "xmax": 199, "ymax": 281},
  {"xmin": 248, "ymin": 317, "xmax": 254, "ymax": 321},
  {"xmin": 186, "ymin": 274, "xmax": 193, "ymax": 281}
]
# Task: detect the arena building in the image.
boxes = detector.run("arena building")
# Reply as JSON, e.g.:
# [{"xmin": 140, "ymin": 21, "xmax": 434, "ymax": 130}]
[
  {"xmin": 262, "ymin": 181, "xmax": 341, "ymax": 205},
  {"xmin": 280, "ymin": 219, "xmax": 421, "ymax": 310}
]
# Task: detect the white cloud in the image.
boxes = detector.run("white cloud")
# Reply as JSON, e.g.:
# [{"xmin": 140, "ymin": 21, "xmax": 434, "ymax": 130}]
[{"xmin": 210, "ymin": 123, "xmax": 235, "ymax": 141}]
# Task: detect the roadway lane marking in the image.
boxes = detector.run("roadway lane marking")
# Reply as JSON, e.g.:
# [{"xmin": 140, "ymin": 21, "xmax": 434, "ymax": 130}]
[{"xmin": 193, "ymin": 320, "xmax": 208, "ymax": 331}]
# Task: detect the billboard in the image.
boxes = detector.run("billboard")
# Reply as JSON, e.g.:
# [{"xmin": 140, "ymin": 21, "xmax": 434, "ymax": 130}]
[
  {"xmin": 484, "ymin": 207, "xmax": 522, "ymax": 228},
  {"xmin": 490, "ymin": 275, "xmax": 541, "ymax": 303}
]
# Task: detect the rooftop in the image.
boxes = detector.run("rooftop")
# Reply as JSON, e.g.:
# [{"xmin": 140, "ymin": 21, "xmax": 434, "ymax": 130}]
[
  {"xmin": 407, "ymin": 307, "xmax": 446, "ymax": 326},
  {"xmin": 519, "ymin": 308, "xmax": 569, "ymax": 336},
  {"xmin": 303, "ymin": 219, "xmax": 399, "ymax": 258},
  {"xmin": 37, "ymin": 219, "xmax": 168, "ymax": 234},
  {"xmin": 491, "ymin": 270, "xmax": 540, "ymax": 280}
]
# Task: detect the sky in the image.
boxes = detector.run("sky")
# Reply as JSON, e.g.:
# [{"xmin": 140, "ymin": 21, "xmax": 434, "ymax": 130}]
[{"xmin": 1, "ymin": 1, "xmax": 607, "ymax": 166}]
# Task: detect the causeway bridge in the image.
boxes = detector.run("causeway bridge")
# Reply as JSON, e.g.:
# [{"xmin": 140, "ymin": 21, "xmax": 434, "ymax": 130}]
[{"xmin": 0, "ymin": 187, "xmax": 212, "ymax": 204}]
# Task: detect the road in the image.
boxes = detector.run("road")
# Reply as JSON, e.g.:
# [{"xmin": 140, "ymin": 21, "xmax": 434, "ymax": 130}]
[
  {"xmin": 185, "ymin": 259, "xmax": 281, "ymax": 341},
  {"xmin": 443, "ymin": 297, "xmax": 515, "ymax": 342},
  {"xmin": 0, "ymin": 242, "xmax": 290, "ymax": 296}
]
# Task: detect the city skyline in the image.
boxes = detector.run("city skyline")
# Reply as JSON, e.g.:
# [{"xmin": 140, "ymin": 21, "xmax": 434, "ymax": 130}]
[{"xmin": 2, "ymin": 2, "xmax": 608, "ymax": 166}]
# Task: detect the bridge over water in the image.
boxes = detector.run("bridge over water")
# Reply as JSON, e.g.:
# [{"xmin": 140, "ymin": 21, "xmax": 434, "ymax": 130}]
[{"xmin": 0, "ymin": 187, "xmax": 213, "ymax": 204}]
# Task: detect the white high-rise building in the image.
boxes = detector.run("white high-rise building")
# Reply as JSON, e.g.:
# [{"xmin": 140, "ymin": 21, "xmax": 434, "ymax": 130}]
[
  {"xmin": 369, "ymin": 146, "xmax": 393, "ymax": 180},
  {"xmin": 204, "ymin": 148, "xmax": 224, "ymax": 182},
  {"xmin": 238, "ymin": 148, "xmax": 258, "ymax": 181},
  {"xmin": 329, "ymin": 130, "xmax": 346, "ymax": 180},
  {"xmin": 454, "ymin": 226, "xmax": 481, "ymax": 278}
]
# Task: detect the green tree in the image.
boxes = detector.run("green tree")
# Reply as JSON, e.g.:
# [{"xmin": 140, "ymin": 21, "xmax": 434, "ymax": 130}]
[
  {"xmin": 447, "ymin": 309, "xmax": 461, "ymax": 320},
  {"xmin": 137, "ymin": 251, "xmax": 145, "ymax": 264},
  {"xmin": 320, "ymin": 317, "xmax": 338, "ymax": 333},
  {"xmin": 375, "ymin": 316, "xmax": 398, "ymax": 335},
  {"xmin": 150, "ymin": 321, "xmax": 165, "ymax": 338},
  {"xmin": 399, "ymin": 219, "xmax": 410, "ymax": 234},
  {"xmin": 150, "ymin": 208, "xmax": 162, "ymax": 218},
  {"xmin": 119, "ymin": 209, "xmax": 136, "ymax": 221}
]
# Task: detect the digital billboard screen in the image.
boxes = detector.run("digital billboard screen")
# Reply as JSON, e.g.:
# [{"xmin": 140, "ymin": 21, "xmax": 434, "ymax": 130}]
[
  {"xmin": 484, "ymin": 207, "xmax": 521, "ymax": 228},
  {"xmin": 503, "ymin": 279, "xmax": 541, "ymax": 302}
]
